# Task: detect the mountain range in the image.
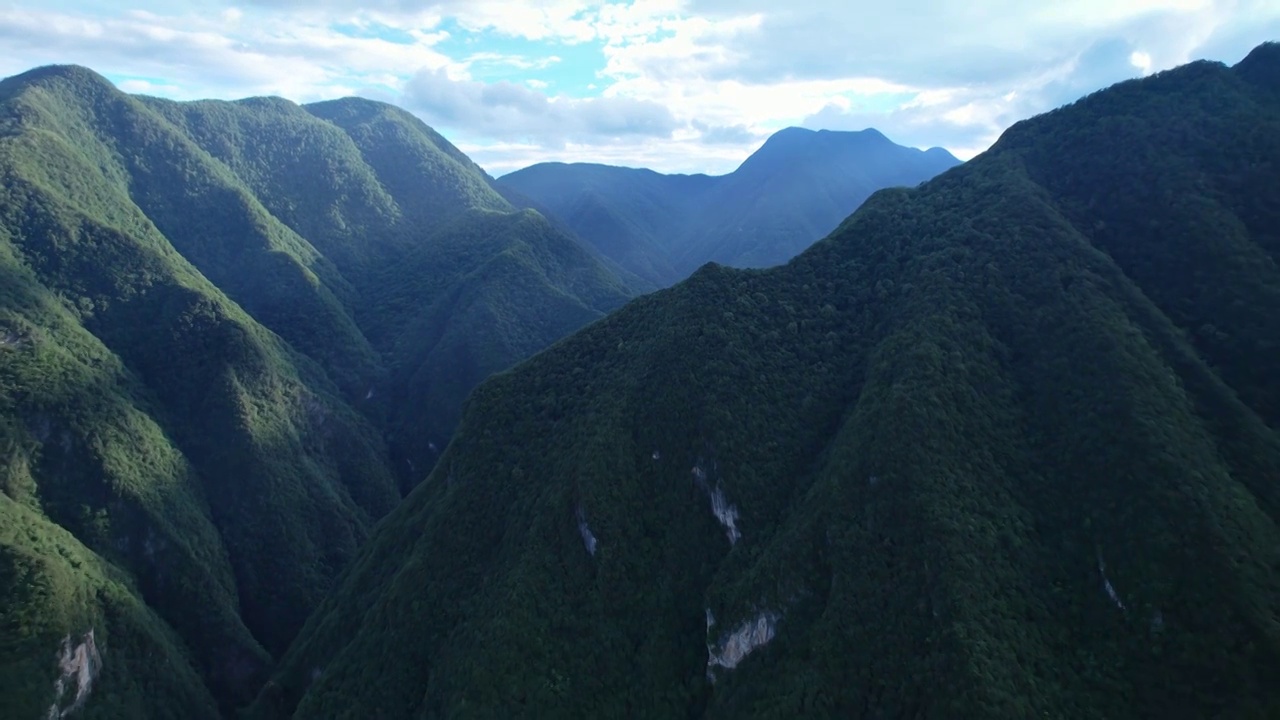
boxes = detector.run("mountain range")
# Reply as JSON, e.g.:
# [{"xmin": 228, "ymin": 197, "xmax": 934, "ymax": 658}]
[
  {"xmin": 0, "ymin": 64, "xmax": 631, "ymax": 718},
  {"xmin": 499, "ymin": 127, "xmax": 960, "ymax": 286},
  {"xmin": 257, "ymin": 43, "xmax": 1280, "ymax": 718},
  {"xmin": 4, "ymin": 41, "xmax": 1280, "ymax": 720},
  {"xmin": 0, "ymin": 60, "xmax": 955, "ymax": 718}
]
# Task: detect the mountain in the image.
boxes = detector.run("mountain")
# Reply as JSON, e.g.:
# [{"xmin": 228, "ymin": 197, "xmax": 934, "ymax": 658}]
[
  {"xmin": 498, "ymin": 127, "xmax": 960, "ymax": 286},
  {"xmin": 259, "ymin": 44, "xmax": 1280, "ymax": 718},
  {"xmin": 139, "ymin": 92, "xmax": 633, "ymax": 483},
  {"xmin": 0, "ymin": 65, "xmax": 631, "ymax": 716}
]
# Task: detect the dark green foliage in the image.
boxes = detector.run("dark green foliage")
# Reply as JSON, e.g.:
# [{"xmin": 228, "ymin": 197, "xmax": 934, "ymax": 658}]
[
  {"xmin": 263, "ymin": 45, "xmax": 1280, "ymax": 719},
  {"xmin": 498, "ymin": 128, "xmax": 960, "ymax": 285},
  {"xmin": 0, "ymin": 64, "xmax": 632, "ymax": 716},
  {"xmin": 0, "ymin": 65, "xmax": 399, "ymax": 714},
  {"xmin": 0, "ymin": 495, "xmax": 221, "ymax": 719},
  {"xmin": 381, "ymin": 207, "xmax": 632, "ymax": 483},
  {"xmin": 302, "ymin": 97, "xmax": 509, "ymax": 228}
]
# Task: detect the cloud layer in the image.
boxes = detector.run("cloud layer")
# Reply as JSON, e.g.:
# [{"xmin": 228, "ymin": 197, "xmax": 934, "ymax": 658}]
[
  {"xmin": 403, "ymin": 66, "xmax": 679, "ymax": 145},
  {"xmin": 2, "ymin": 0, "xmax": 1275, "ymax": 174}
]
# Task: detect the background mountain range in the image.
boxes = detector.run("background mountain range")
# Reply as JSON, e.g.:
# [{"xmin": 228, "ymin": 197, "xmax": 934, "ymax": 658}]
[{"xmin": 499, "ymin": 127, "xmax": 960, "ymax": 287}]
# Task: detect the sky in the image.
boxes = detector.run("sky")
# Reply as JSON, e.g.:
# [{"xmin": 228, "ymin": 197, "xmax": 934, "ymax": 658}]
[{"xmin": 1, "ymin": 1, "xmax": 1276, "ymax": 176}]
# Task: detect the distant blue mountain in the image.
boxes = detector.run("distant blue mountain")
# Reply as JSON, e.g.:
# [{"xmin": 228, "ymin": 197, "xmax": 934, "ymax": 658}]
[{"xmin": 499, "ymin": 127, "xmax": 960, "ymax": 286}]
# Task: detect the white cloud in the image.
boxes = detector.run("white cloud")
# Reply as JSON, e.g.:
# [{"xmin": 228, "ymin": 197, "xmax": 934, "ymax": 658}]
[
  {"xmin": 456, "ymin": 52, "xmax": 562, "ymax": 79},
  {"xmin": 0, "ymin": 5, "xmax": 454, "ymax": 101},
  {"xmin": 403, "ymin": 66, "xmax": 679, "ymax": 145},
  {"xmin": 466, "ymin": 135, "xmax": 754, "ymax": 176},
  {"xmin": 244, "ymin": 0, "xmax": 603, "ymax": 43},
  {"xmin": 733, "ymin": 0, "xmax": 1278, "ymax": 163},
  {"xmin": 1, "ymin": 0, "xmax": 1276, "ymax": 174},
  {"xmin": 1130, "ymin": 50, "xmax": 1154, "ymax": 73},
  {"xmin": 117, "ymin": 78, "xmax": 184, "ymax": 95}
]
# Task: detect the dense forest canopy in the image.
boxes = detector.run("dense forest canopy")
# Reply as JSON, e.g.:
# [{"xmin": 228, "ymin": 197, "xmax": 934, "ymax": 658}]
[
  {"xmin": 0, "ymin": 64, "xmax": 630, "ymax": 717},
  {"xmin": 3, "ymin": 40, "xmax": 1279, "ymax": 720},
  {"xmin": 260, "ymin": 43, "xmax": 1280, "ymax": 719}
]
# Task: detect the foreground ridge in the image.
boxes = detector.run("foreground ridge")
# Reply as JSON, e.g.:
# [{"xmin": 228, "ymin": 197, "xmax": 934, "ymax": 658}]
[{"xmin": 262, "ymin": 44, "xmax": 1280, "ymax": 719}]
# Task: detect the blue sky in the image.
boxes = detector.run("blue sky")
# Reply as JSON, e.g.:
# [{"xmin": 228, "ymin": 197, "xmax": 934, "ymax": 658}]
[{"xmin": 1, "ymin": 1, "xmax": 1276, "ymax": 175}]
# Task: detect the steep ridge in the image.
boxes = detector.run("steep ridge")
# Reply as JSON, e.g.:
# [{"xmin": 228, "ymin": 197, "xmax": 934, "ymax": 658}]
[
  {"xmin": 0, "ymin": 66, "xmax": 401, "ymax": 713},
  {"xmin": 1, "ymin": 494, "xmax": 219, "ymax": 719},
  {"xmin": 499, "ymin": 128, "xmax": 959, "ymax": 286},
  {"xmin": 143, "ymin": 94, "xmax": 633, "ymax": 482},
  {"xmin": 262, "ymin": 45, "xmax": 1280, "ymax": 719},
  {"xmin": 0, "ymin": 65, "xmax": 632, "ymax": 716},
  {"xmin": 297, "ymin": 99, "xmax": 632, "ymax": 474}
]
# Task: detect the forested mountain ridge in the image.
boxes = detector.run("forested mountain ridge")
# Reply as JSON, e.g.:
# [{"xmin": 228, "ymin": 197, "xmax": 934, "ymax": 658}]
[
  {"xmin": 0, "ymin": 64, "xmax": 631, "ymax": 717},
  {"xmin": 139, "ymin": 91, "xmax": 633, "ymax": 476},
  {"xmin": 261, "ymin": 44, "xmax": 1280, "ymax": 719},
  {"xmin": 498, "ymin": 127, "xmax": 960, "ymax": 286}
]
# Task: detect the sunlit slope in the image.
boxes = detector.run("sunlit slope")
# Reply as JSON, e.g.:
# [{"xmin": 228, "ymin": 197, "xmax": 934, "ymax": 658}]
[{"xmin": 0, "ymin": 64, "xmax": 632, "ymax": 716}]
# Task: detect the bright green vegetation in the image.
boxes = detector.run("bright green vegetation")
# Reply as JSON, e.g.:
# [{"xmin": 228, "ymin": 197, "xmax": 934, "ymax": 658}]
[
  {"xmin": 262, "ymin": 44, "xmax": 1280, "ymax": 718},
  {"xmin": 498, "ymin": 127, "xmax": 960, "ymax": 286},
  {"xmin": 0, "ymin": 64, "xmax": 631, "ymax": 717}
]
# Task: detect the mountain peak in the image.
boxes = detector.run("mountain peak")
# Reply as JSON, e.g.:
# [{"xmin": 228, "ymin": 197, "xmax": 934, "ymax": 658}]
[
  {"xmin": 762, "ymin": 125, "xmax": 891, "ymax": 147},
  {"xmin": 8, "ymin": 63, "xmax": 107, "ymax": 84},
  {"xmin": 768, "ymin": 125, "xmax": 816, "ymax": 138},
  {"xmin": 500, "ymin": 124, "xmax": 960, "ymax": 284},
  {"xmin": 736, "ymin": 125, "xmax": 946, "ymax": 178},
  {"xmin": 1, "ymin": 64, "xmax": 118, "ymax": 98},
  {"xmin": 304, "ymin": 96, "xmax": 397, "ymax": 124},
  {"xmin": 233, "ymin": 95, "xmax": 300, "ymax": 111},
  {"xmin": 1235, "ymin": 40, "xmax": 1280, "ymax": 90},
  {"xmin": 924, "ymin": 146, "xmax": 960, "ymax": 161},
  {"xmin": 1238, "ymin": 40, "xmax": 1280, "ymax": 68}
]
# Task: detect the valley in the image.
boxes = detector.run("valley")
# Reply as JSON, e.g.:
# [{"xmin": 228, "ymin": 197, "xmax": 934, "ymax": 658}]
[
  {"xmin": 261, "ymin": 43, "xmax": 1280, "ymax": 719},
  {"xmin": 0, "ymin": 61, "xmax": 958, "ymax": 717},
  {"xmin": 0, "ymin": 27, "xmax": 1277, "ymax": 718}
]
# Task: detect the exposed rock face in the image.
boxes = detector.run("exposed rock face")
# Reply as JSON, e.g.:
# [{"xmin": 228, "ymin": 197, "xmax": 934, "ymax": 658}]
[
  {"xmin": 692, "ymin": 461, "xmax": 742, "ymax": 545},
  {"xmin": 47, "ymin": 629, "xmax": 102, "ymax": 719},
  {"xmin": 575, "ymin": 504, "xmax": 598, "ymax": 556},
  {"xmin": 0, "ymin": 328, "xmax": 27, "ymax": 349},
  {"xmin": 707, "ymin": 485, "xmax": 741, "ymax": 545},
  {"xmin": 1097, "ymin": 550, "xmax": 1127, "ymax": 612},
  {"xmin": 706, "ymin": 610, "xmax": 777, "ymax": 680}
]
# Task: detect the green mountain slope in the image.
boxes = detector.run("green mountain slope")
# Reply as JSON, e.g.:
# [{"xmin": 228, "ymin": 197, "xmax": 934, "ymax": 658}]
[
  {"xmin": 0, "ymin": 65, "xmax": 632, "ymax": 715},
  {"xmin": 383, "ymin": 206, "xmax": 636, "ymax": 475},
  {"xmin": 1, "ymin": 495, "xmax": 220, "ymax": 719},
  {"xmin": 0, "ymin": 65, "xmax": 401, "ymax": 713},
  {"xmin": 147, "ymin": 93, "xmax": 631, "ymax": 481},
  {"xmin": 499, "ymin": 128, "xmax": 959, "ymax": 286},
  {"xmin": 262, "ymin": 44, "xmax": 1280, "ymax": 719}
]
